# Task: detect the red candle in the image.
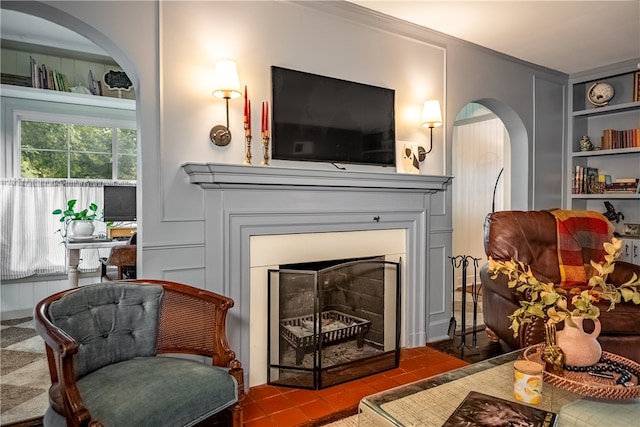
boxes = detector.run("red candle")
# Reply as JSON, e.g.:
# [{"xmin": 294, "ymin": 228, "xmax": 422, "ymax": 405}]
[
  {"xmin": 243, "ymin": 85, "xmax": 248, "ymax": 125},
  {"xmin": 247, "ymin": 99, "xmax": 251, "ymax": 133},
  {"xmin": 265, "ymin": 102, "xmax": 269, "ymax": 137},
  {"xmin": 261, "ymin": 102, "xmax": 265, "ymax": 134}
]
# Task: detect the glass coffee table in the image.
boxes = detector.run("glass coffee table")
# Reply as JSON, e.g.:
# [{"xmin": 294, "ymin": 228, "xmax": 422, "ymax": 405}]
[{"xmin": 358, "ymin": 350, "xmax": 640, "ymax": 426}]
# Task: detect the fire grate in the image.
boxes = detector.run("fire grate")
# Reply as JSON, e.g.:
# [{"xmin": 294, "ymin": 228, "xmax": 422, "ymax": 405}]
[{"xmin": 280, "ymin": 310, "xmax": 371, "ymax": 365}]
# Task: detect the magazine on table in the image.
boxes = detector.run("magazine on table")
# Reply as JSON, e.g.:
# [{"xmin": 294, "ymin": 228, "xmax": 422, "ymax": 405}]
[{"xmin": 442, "ymin": 391, "xmax": 557, "ymax": 427}]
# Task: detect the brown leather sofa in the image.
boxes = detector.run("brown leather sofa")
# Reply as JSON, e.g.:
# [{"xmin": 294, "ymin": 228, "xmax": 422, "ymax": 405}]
[{"xmin": 480, "ymin": 210, "xmax": 640, "ymax": 363}]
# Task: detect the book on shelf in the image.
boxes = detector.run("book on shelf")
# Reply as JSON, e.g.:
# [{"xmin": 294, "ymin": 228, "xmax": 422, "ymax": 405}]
[
  {"xmin": 442, "ymin": 391, "xmax": 557, "ymax": 427},
  {"xmin": 29, "ymin": 56, "xmax": 70, "ymax": 92},
  {"xmin": 88, "ymin": 70, "xmax": 102, "ymax": 96},
  {"xmin": 604, "ymin": 178, "xmax": 639, "ymax": 194},
  {"xmin": 0, "ymin": 73, "xmax": 31, "ymax": 87},
  {"xmin": 601, "ymin": 128, "xmax": 640, "ymax": 150},
  {"xmin": 573, "ymin": 166, "xmax": 599, "ymax": 194}
]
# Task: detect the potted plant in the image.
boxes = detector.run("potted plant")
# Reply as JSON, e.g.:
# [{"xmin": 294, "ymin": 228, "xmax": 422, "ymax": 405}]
[
  {"xmin": 52, "ymin": 199, "xmax": 100, "ymax": 238},
  {"xmin": 487, "ymin": 238, "xmax": 640, "ymax": 366}
]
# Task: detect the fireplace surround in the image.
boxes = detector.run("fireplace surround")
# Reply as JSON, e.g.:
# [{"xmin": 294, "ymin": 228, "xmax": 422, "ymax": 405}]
[{"xmin": 182, "ymin": 163, "xmax": 452, "ymax": 387}]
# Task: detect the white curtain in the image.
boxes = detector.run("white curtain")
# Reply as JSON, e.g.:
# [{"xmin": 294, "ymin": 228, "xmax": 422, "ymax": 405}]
[{"xmin": 0, "ymin": 179, "xmax": 127, "ymax": 280}]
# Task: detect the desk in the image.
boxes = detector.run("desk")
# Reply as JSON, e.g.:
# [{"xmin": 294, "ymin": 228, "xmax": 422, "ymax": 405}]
[
  {"xmin": 65, "ymin": 240, "xmax": 128, "ymax": 288},
  {"xmin": 358, "ymin": 350, "xmax": 639, "ymax": 426}
]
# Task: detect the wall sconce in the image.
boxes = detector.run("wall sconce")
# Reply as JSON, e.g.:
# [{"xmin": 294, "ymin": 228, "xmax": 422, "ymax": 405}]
[
  {"xmin": 210, "ymin": 59, "xmax": 241, "ymax": 146},
  {"xmin": 418, "ymin": 100, "xmax": 443, "ymax": 160}
]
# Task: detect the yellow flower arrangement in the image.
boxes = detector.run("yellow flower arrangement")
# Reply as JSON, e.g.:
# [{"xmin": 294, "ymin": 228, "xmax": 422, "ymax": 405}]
[{"xmin": 487, "ymin": 238, "xmax": 640, "ymax": 338}]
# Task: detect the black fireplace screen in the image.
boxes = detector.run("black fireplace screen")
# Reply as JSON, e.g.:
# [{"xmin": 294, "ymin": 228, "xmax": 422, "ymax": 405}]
[{"xmin": 267, "ymin": 257, "xmax": 401, "ymax": 389}]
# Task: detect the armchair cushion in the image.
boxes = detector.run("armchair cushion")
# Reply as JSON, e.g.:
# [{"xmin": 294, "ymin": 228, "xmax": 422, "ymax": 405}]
[
  {"xmin": 47, "ymin": 283, "xmax": 162, "ymax": 378},
  {"xmin": 44, "ymin": 357, "xmax": 238, "ymax": 427}
]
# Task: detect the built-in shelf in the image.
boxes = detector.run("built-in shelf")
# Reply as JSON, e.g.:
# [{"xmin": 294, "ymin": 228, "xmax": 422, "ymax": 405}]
[
  {"xmin": 572, "ymin": 101, "xmax": 640, "ymax": 117},
  {"xmin": 571, "ymin": 194, "xmax": 639, "ymax": 200},
  {"xmin": 0, "ymin": 84, "xmax": 135, "ymax": 110},
  {"xmin": 572, "ymin": 147, "xmax": 640, "ymax": 157},
  {"xmin": 567, "ymin": 62, "xmax": 640, "ymax": 226}
]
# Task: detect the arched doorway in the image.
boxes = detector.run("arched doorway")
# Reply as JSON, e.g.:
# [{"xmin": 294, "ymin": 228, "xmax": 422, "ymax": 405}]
[
  {"xmin": 450, "ymin": 100, "xmax": 528, "ymax": 332},
  {"xmin": 452, "ymin": 102, "xmax": 510, "ymax": 269}
]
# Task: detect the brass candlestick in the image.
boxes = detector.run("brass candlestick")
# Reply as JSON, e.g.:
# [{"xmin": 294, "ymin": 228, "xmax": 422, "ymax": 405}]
[
  {"xmin": 261, "ymin": 136, "xmax": 270, "ymax": 166},
  {"xmin": 243, "ymin": 125, "xmax": 252, "ymax": 165}
]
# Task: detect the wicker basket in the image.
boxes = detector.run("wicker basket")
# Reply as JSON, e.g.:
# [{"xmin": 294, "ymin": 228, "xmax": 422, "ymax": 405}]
[{"xmin": 524, "ymin": 344, "xmax": 640, "ymax": 399}]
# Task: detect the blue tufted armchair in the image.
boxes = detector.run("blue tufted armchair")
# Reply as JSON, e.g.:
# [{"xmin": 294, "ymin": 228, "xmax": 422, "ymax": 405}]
[{"xmin": 34, "ymin": 279, "xmax": 244, "ymax": 427}]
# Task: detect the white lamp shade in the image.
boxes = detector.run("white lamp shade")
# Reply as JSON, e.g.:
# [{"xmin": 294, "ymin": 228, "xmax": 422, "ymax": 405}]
[
  {"xmin": 212, "ymin": 60, "xmax": 241, "ymax": 99},
  {"xmin": 421, "ymin": 100, "xmax": 443, "ymax": 128}
]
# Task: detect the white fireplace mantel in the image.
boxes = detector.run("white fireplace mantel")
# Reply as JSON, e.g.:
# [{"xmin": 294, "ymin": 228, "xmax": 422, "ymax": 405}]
[{"xmin": 182, "ymin": 163, "xmax": 454, "ymax": 387}]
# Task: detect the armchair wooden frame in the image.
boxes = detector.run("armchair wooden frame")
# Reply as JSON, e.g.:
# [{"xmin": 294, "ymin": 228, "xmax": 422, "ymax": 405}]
[{"xmin": 34, "ymin": 279, "xmax": 244, "ymax": 427}]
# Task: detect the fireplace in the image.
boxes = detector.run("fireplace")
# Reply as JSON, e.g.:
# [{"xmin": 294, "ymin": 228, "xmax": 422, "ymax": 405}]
[
  {"xmin": 267, "ymin": 257, "xmax": 400, "ymax": 389},
  {"xmin": 182, "ymin": 163, "xmax": 453, "ymax": 388}
]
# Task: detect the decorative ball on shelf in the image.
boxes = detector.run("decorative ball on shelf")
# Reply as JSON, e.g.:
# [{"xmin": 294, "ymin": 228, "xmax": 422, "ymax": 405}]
[
  {"xmin": 587, "ymin": 82, "xmax": 615, "ymax": 107},
  {"xmin": 579, "ymin": 135, "xmax": 594, "ymax": 151}
]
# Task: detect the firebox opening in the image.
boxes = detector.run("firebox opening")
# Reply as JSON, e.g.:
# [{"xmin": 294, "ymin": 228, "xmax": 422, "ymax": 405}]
[{"xmin": 267, "ymin": 256, "xmax": 400, "ymax": 389}]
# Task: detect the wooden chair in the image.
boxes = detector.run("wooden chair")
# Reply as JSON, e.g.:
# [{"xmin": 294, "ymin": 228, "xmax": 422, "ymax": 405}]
[
  {"xmin": 100, "ymin": 245, "xmax": 137, "ymax": 281},
  {"xmin": 34, "ymin": 279, "xmax": 244, "ymax": 427}
]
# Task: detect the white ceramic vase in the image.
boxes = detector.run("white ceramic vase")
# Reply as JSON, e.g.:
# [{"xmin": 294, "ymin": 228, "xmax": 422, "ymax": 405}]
[
  {"xmin": 556, "ymin": 316, "xmax": 602, "ymax": 367},
  {"xmin": 68, "ymin": 220, "xmax": 95, "ymax": 238}
]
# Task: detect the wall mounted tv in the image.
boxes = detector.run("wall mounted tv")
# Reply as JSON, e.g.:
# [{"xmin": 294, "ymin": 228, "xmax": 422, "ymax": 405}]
[
  {"xmin": 103, "ymin": 185, "xmax": 136, "ymax": 222},
  {"xmin": 271, "ymin": 66, "xmax": 396, "ymax": 167}
]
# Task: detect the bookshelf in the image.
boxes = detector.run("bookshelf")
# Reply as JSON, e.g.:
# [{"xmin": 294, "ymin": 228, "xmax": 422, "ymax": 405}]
[{"xmin": 567, "ymin": 61, "xmax": 640, "ymax": 231}]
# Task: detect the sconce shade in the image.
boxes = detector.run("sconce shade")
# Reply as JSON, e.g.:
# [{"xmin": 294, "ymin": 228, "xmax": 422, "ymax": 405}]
[
  {"xmin": 212, "ymin": 60, "xmax": 241, "ymax": 99},
  {"xmin": 420, "ymin": 100, "xmax": 443, "ymax": 128}
]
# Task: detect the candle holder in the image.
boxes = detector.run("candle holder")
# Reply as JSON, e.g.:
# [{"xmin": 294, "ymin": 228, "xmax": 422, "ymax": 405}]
[
  {"xmin": 243, "ymin": 125, "xmax": 252, "ymax": 165},
  {"xmin": 261, "ymin": 136, "xmax": 270, "ymax": 166}
]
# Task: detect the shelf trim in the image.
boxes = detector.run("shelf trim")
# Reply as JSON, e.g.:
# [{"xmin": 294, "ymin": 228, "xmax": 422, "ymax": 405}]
[
  {"xmin": 571, "ymin": 194, "xmax": 640, "ymax": 200},
  {"xmin": 572, "ymin": 147, "xmax": 640, "ymax": 157},
  {"xmin": 0, "ymin": 84, "xmax": 135, "ymax": 110},
  {"xmin": 572, "ymin": 101, "xmax": 640, "ymax": 117}
]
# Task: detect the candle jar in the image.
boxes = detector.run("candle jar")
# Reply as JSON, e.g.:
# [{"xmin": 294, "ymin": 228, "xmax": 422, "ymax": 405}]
[{"xmin": 513, "ymin": 360, "xmax": 544, "ymax": 404}]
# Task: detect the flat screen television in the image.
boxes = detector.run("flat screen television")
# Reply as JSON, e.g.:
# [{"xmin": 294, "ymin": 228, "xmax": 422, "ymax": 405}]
[
  {"xmin": 103, "ymin": 185, "xmax": 136, "ymax": 222},
  {"xmin": 271, "ymin": 66, "xmax": 396, "ymax": 167}
]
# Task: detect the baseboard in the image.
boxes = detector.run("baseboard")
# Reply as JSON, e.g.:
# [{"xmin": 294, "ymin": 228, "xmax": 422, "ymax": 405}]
[{"xmin": 1, "ymin": 308, "xmax": 33, "ymax": 321}]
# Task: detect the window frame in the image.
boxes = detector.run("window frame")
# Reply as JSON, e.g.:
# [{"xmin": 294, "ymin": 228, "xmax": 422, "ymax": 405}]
[
  {"xmin": 1, "ymin": 90, "xmax": 136, "ymax": 179},
  {"xmin": 17, "ymin": 110, "xmax": 136, "ymax": 180}
]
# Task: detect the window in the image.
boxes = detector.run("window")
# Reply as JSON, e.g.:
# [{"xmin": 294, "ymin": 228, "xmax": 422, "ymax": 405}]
[{"xmin": 20, "ymin": 117, "xmax": 136, "ymax": 180}]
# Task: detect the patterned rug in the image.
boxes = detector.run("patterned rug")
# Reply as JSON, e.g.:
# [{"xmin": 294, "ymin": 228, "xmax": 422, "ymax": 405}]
[{"xmin": 0, "ymin": 317, "xmax": 49, "ymax": 425}]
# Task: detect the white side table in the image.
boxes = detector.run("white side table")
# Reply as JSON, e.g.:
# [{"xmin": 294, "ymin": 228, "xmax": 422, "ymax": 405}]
[{"xmin": 65, "ymin": 239, "xmax": 129, "ymax": 287}]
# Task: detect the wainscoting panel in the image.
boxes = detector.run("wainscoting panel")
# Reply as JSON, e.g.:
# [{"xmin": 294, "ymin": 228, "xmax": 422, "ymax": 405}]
[{"xmin": 1, "ymin": 273, "xmax": 98, "ymax": 320}]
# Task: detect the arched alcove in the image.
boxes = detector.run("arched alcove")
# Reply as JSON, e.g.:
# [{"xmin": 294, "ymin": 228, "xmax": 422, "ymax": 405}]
[
  {"xmin": 475, "ymin": 98, "xmax": 529, "ymax": 210},
  {"xmin": 1, "ymin": 2, "xmax": 139, "ymax": 91},
  {"xmin": 451, "ymin": 99, "xmax": 528, "ymax": 289}
]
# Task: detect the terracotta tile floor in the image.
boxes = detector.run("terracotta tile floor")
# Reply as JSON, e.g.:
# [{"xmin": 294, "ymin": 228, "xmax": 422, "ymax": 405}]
[{"xmin": 243, "ymin": 346, "xmax": 469, "ymax": 426}]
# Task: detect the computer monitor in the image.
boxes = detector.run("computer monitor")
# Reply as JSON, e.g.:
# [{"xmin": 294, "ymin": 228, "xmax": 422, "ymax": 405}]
[{"xmin": 103, "ymin": 185, "xmax": 136, "ymax": 222}]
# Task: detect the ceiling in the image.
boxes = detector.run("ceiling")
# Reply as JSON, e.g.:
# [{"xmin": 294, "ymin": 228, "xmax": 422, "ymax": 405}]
[
  {"xmin": 2, "ymin": 2, "xmax": 639, "ymax": 75},
  {"xmin": 349, "ymin": 1, "xmax": 640, "ymax": 75}
]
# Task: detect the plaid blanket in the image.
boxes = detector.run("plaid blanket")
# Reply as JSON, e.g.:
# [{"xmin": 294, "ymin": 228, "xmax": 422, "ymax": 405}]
[{"xmin": 551, "ymin": 210, "xmax": 614, "ymax": 288}]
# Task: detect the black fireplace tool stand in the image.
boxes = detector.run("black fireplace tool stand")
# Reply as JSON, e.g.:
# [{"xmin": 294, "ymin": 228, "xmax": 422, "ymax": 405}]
[{"xmin": 448, "ymin": 255, "xmax": 482, "ymax": 355}]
